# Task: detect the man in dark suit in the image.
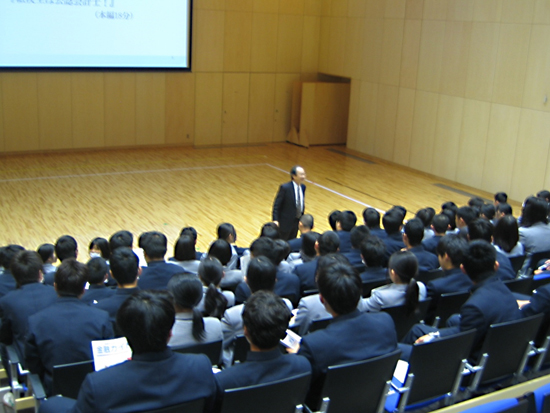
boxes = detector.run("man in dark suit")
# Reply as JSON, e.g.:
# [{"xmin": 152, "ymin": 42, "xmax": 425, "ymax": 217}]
[
  {"xmin": 39, "ymin": 290, "xmax": 218, "ymax": 413},
  {"xmin": 137, "ymin": 231, "xmax": 182, "ymax": 290},
  {"xmin": 272, "ymin": 165, "xmax": 306, "ymax": 241}
]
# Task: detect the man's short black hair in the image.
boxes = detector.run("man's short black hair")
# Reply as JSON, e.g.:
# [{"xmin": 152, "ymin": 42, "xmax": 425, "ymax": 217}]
[
  {"xmin": 462, "ymin": 240, "xmax": 497, "ymax": 282},
  {"xmin": 117, "ymin": 290, "xmax": 175, "ymax": 354},
  {"xmin": 11, "ymin": 250, "xmax": 43, "ymax": 286},
  {"xmin": 441, "ymin": 201, "xmax": 458, "ymax": 213},
  {"xmin": 404, "ymin": 218, "xmax": 425, "ymax": 246},
  {"xmin": 456, "ymin": 206, "xmax": 478, "ymax": 225},
  {"xmin": 481, "ymin": 203, "xmax": 496, "ymax": 220},
  {"xmin": 496, "ymin": 203, "xmax": 513, "ymax": 215},
  {"xmin": 432, "ymin": 214, "xmax": 450, "ymax": 234},
  {"xmin": 37, "ymin": 243, "xmax": 55, "ymax": 264},
  {"xmin": 494, "ymin": 192, "xmax": 508, "ymax": 203},
  {"xmin": 318, "ymin": 231, "xmax": 340, "ymax": 255},
  {"xmin": 140, "ymin": 231, "xmax": 168, "ymax": 260},
  {"xmin": 383, "ymin": 211, "xmax": 403, "ymax": 235},
  {"xmin": 317, "ymin": 262, "xmax": 361, "ymax": 315},
  {"xmin": 173, "ymin": 235, "xmax": 196, "ymax": 261},
  {"xmin": 1, "ymin": 245, "xmax": 25, "ymax": 270},
  {"xmin": 247, "ymin": 256, "xmax": 277, "ymax": 293},
  {"xmin": 441, "ymin": 208, "xmax": 457, "ymax": 231},
  {"xmin": 55, "ymin": 258, "xmax": 87, "ymax": 296},
  {"xmin": 328, "ymin": 210, "xmax": 342, "ymax": 231},
  {"xmin": 109, "ymin": 230, "xmax": 133, "ymax": 252},
  {"xmin": 217, "ymin": 223, "xmax": 236, "ymax": 242},
  {"xmin": 55, "ymin": 235, "xmax": 78, "ymax": 262},
  {"xmin": 250, "ymin": 237, "xmax": 279, "ymax": 265},
  {"xmin": 109, "ymin": 247, "xmax": 139, "ymax": 285},
  {"xmin": 468, "ymin": 196, "xmax": 485, "ymax": 211},
  {"xmin": 468, "ymin": 218, "xmax": 494, "ymax": 243},
  {"xmin": 436, "ymin": 234, "xmax": 467, "ymax": 268},
  {"xmin": 243, "ymin": 291, "xmax": 290, "ymax": 350},
  {"xmin": 86, "ymin": 257, "xmax": 109, "ymax": 285},
  {"xmin": 363, "ymin": 207, "xmax": 381, "ymax": 229},
  {"xmin": 360, "ymin": 235, "xmax": 386, "ymax": 268},
  {"xmin": 299, "ymin": 214, "xmax": 314, "ymax": 230},
  {"xmin": 89, "ymin": 237, "xmax": 111, "ymax": 260},
  {"xmin": 416, "ymin": 208, "xmax": 435, "ymax": 228},
  {"xmin": 537, "ymin": 190, "xmax": 550, "ymax": 202},
  {"xmin": 260, "ymin": 222, "xmax": 281, "ymax": 240},
  {"xmin": 207, "ymin": 239, "xmax": 232, "ymax": 266},
  {"xmin": 338, "ymin": 210, "xmax": 357, "ymax": 231},
  {"xmin": 350, "ymin": 225, "xmax": 370, "ymax": 249},
  {"xmin": 301, "ymin": 231, "xmax": 320, "ymax": 259}
]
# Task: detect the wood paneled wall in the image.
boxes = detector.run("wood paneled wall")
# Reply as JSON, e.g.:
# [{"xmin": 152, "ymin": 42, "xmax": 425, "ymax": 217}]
[
  {"xmin": 0, "ymin": 0, "xmax": 321, "ymax": 152},
  {"xmin": 323, "ymin": 0, "xmax": 550, "ymax": 203}
]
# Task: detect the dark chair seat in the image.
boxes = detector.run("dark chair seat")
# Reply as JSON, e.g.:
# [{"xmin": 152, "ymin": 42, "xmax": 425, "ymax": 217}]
[
  {"xmin": 53, "ymin": 360, "xmax": 94, "ymax": 399},
  {"xmin": 172, "ymin": 340, "xmax": 222, "ymax": 367},
  {"xmin": 417, "ymin": 269, "xmax": 444, "ymax": 284},
  {"xmin": 362, "ymin": 278, "xmax": 389, "ymax": 298},
  {"xmin": 504, "ymin": 277, "xmax": 533, "ymax": 295},
  {"xmin": 382, "ymin": 299, "xmax": 431, "ymax": 341},
  {"xmin": 509, "ymin": 255, "xmax": 526, "ymax": 275},
  {"xmin": 431, "ymin": 291, "xmax": 470, "ymax": 328}
]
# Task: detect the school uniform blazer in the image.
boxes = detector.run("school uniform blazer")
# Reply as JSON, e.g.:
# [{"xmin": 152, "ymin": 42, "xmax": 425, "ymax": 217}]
[
  {"xmin": 137, "ymin": 260, "xmax": 183, "ymax": 291},
  {"xmin": 293, "ymin": 257, "xmax": 319, "ymax": 294},
  {"xmin": 521, "ymin": 283, "xmax": 550, "ymax": 318},
  {"xmin": 336, "ymin": 231, "xmax": 352, "ymax": 253},
  {"xmin": 409, "ymin": 246, "xmax": 440, "ymax": 272},
  {"xmin": 81, "ymin": 284, "xmax": 115, "ymax": 305},
  {"xmin": 422, "ymin": 235, "xmax": 443, "ymax": 255}
]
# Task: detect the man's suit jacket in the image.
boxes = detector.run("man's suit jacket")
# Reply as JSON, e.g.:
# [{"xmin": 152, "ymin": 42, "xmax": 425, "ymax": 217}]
[
  {"xmin": 39, "ymin": 349, "xmax": 218, "ymax": 413},
  {"xmin": 95, "ymin": 288, "xmax": 140, "ymax": 334},
  {"xmin": 137, "ymin": 260, "xmax": 183, "ymax": 290},
  {"xmin": 342, "ymin": 249, "xmax": 363, "ymax": 268},
  {"xmin": 383, "ymin": 232, "xmax": 405, "ymax": 260},
  {"xmin": 409, "ymin": 246, "xmax": 440, "ymax": 272},
  {"xmin": 25, "ymin": 296, "xmax": 114, "ymax": 395},
  {"xmin": 293, "ymin": 257, "xmax": 319, "ymax": 294},
  {"xmin": 422, "ymin": 235, "xmax": 443, "ymax": 255},
  {"xmin": 359, "ymin": 267, "xmax": 388, "ymax": 283},
  {"xmin": 81, "ymin": 284, "xmax": 115, "ymax": 305},
  {"xmin": 495, "ymin": 251, "xmax": 516, "ymax": 281},
  {"xmin": 272, "ymin": 181, "xmax": 306, "ymax": 236},
  {"xmin": 427, "ymin": 268, "xmax": 473, "ymax": 299},
  {"xmin": 0, "ymin": 283, "xmax": 58, "ymax": 360},
  {"xmin": 0, "ymin": 271, "xmax": 16, "ymax": 300},
  {"xmin": 336, "ymin": 231, "xmax": 352, "ymax": 253}
]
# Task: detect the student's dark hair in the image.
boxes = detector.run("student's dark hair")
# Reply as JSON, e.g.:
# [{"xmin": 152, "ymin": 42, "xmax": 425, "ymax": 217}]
[
  {"xmin": 301, "ymin": 231, "xmax": 320, "ymax": 260},
  {"xmin": 55, "ymin": 258, "xmax": 87, "ymax": 296},
  {"xmin": 198, "ymin": 257, "xmax": 227, "ymax": 319},
  {"xmin": 317, "ymin": 253, "xmax": 351, "ymax": 274},
  {"xmin": 363, "ymin": 207, "xmax": 381, "ymax": 229},
  {"xmin": 468, "ymin": 196, "xmax": 485, "ymax": 211},
  {"xmin": 462, "ymin": 240, "xmax": 497, "ymax": 282},
  {"xmin": 217, "ymin": 223, "xmax": 236, "ymax": 242},
  {"xmin": 432, "ymin": 214, "xmax": 450, "ymax": 234},
  {"xmin": 441, "ymin": 201, "xmax": 458, "ymax": 213},
  {"xmin": 109, "ymin": 247, "xmax": 139, "ymax": 285},
  {"xmin": 521, "ymin": 196, "xmax": 549, "ymax": 227},
  {"xmin": 496, "ymin": 202, "xmax": 513, "ymax": 215},
  {"xmin": 179, "ymin": 227, "xmax": 198, "ymax": 242},
  {"xmin": 317, "ymin": 262, "xmax": 361, "ymax": 315},
  {"xmin": 1, "ymin": 245, "xmax": 25, "ymax": 269},
  {"xmin": 86, "ymin": 257, "xmax": 109, "ymax": 285},
  {"xmin": 37, "ymin": 243, "xmax": 55, "ymax": 264},
  {"xmin": 250, "ymin": 237, "xmax": 279, "ymax": 265},
  {"xmin": 318, "ymin": 231, "xmax": 340, "ymax": 255},
  {"xmin": 168, "ymin": 273, "xmax": 205, "ymax": 342},
  {"xmin": 260, "ymin": 222, "xmax": 280, "ymax": 240},
  {"xmin": 360, "ymin": 235, "xmax": 386, "ymax": 268},
  {"xmin": 140, "ymin": 231, "xmax": 167, "ymax": 259},
  {"xmin": 328, "ymin": 210, "xmax": 342, "ymax": 231},
  {"xmin": 404, "ymin": 218, "xmax": 425, "ymax": 246},
  {"xmin": 383, "ymin": 210, "xmax": 403, "ymax": 235},
  {"xmin": 299, "ymin": 214, "xmax": 314, "ymax": 230},
  {"xmin": 11, "ymin": 251, "xmax": 43, "ymax": 286},
  {"xmin": 467, "ymin": 218, "xmax": 494, "ymax": 243},
  {"xmin": 441, "ymin": 208, "xmax": 457, "ymax": 231},
  {"xmin": 207, "ymin": 239, "xmax": 232, "ymax": 266},
  {"xmin": 89, "ymin": 237, "xmax": 111, "ymax": 260},
  {"xmin": 173, "ymin": 235, "xmax": 196, "ymax": 261},
  {"xmin": 274, "ymin": 239, "xmax": 290, "ymax": 263},
  {"xmin": 247, "ymin": 256, "xmax": 277, "ymax": 293},
  {"xmin": 537, "ymin": 190, "xmax": 550, "ymax": 203},
  {"xmin": 436, "ymin": 234, "xmax": 467, "ymax": 268},
  {"xmin": 480, "ymin": 204, "xmax": 496, "ymax": 221},
  {"xmin": 242, "ymin": 291, "xmax": 290, "ymax": 350},
  {"xmin": 456, "ymin": 206, "xmax": 478, "ymax": 225},
  {"xmin": 338, "ymin": 210, "xmax": 357, "ymax": 231},
  {"xmin": 494, "ymin": 192, "xmax": 508, "ymax": 204},
  {"xmin": 55, "ymin": 235, "xmax": 78, "ymax": 262},
  {"xmin": 109, "ymin": 230, "xmax": 133, "ymax": 252},
  {"xmin": 493, "ymin": 215, "xmax": 520, "ymax": 254},
  {"xmin": 390, "ymin": 206, "xmax": 407, "ymax": 219},
  {"xmin": 350, "ymin": 225, "xmax": 370, "ymax": 249},
  {"xmin": 416, "ymin": 208, "xmax": 434, "ymax": 228},
  {"xmin": 388, "ymin": 251, "xmax": 419, "ymax": 315},
  {"xmin": 117, "ymin": 290, "xmax": 175, "ymax": 354}
]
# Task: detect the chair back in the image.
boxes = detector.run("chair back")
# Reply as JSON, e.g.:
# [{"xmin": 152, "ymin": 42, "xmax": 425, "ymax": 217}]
[
  {"xmin": 232, "ymin": 335, "xmax": 249, "ymax": 364},
  {"xmin": 382, "ymin": 299, "xmax": 431, "ymax": 341},
  {"xmin": 220, "ymin": 372, "xmax": 311, "ymax": 413},
  {"xmin": 503, "ymin": 277, "xmax": 533, "ymax": 295},
  {"xmin": 508, "ymin": 255, "xmax": 526, "ymax": 275},
  {"xmin": 433, "ymin": 291, "xmax": 470, "ymax": 327},
  {"xmin": 417, "ymin": 269, "xmax": 444, "ymax": 284},
  {"xmin": 320, "ymin": 349, "xmax": 401, "ymax": 413},
  {"xmin": 138, "ymin": 398, "xmax": 205, "ymax": 413},
  {"xmin": 52, "ymin": 360, "xmax": 94, "ymax": 399},
  {"xmin": 362, "ymin": 278, "xmax": 389, "ymax": 298},
  {"xmin": 477, "ymin": 314, "xmax": 544, "ymax": 385},
  {"xmin": 525, "ymin": 250, "xmax": 550, "ymax": 276},
  {"xmin": 172, "ymin": 340, "xmax": 222, "ymax": 367},
  {"xmin": 532, "ymin": 274, "xmax": 550, "ymax": 292},
  {"xmin": 308, "ymin": 317, "xmax": 332, "ymax": 334}
]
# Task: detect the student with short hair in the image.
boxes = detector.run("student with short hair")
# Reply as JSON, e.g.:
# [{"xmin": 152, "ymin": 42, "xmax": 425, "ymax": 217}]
[
  {"xmin": 137, "ymin": 231, "xmax": 182, "ymax": 291},
  {"xmin": 382, "ymin": 210, "xmax": 405, "ymax": 260},
  {"xmin": 402, "ymin": 218, "xmax": 439, "ymax": 272},
  {"xmin": 37, "ymin": 243, "xmax": 57, "ymax": 286},
  {"xmin": 0, "ymin": 245, "xmax": 25, "ymax": 299},
  {"xmin": 343, "ymin": 225, "xmax": 370, "ymax": 269},
  {"xmin": 81, "ymin": 257, "xmax": 115, "ymax": 305},
  {"xmin": 54, "ymin": 235, "xmax": 78, "ymax": 262},
  {"xmin": 363, "ymin": 207, "xmax": 386, "ymax": 239},
  {"xmin": 422, "ymin": 213, "xmax": 450, "ymax": 254},
  {"xmin": 358, "ymin": 235, "xmax": 388, "ymax": 282},
  {"xmin": 335, "ymin": 210, "xmax": 357, "ymax": 253},
  {"xmin": 288, "ymin": 214, "xmax": 315, "ymax": 253}
]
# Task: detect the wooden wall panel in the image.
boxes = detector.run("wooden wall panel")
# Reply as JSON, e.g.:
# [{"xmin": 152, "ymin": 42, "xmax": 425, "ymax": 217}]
[
  {"xmin": 331, "ymin": 0, "xmax": 348, "ymax": 17},
  {"xmin": 400, "ymin": 19, "xmax": 422, "ymax": 89},
  {"xmin": 321, "ymin": 0, "xmax": 332, "ymax": 17},
  {"xmin": 406, "ymin": 0, "xmax": 424, "ymax": 19},
  {"xmin": 416, "ymin": 21, "xmax": 445, "ymax": 93},
  {"xmin": 318, "ymin": 17, "xmax": 331, "ymax": 72},
  {"xmin": 364, "ymin": 0, "xmax": 385, "ymax": 18},
  {"xmin": 194, "ymin": 10, "xmax": 225, "ymax": 72},
  {"xmin": 534, "ymin": 0, "xmax": 550, "ymax": 24},
  {"xmin": 440, "ymin": 22, "xmax": 472, "ymax": 97},
  {"xmin": 501, "ymin": 0, "xmax": 535, "ymax": 23},
  {"xmin": 305, "ymin": 0, "xmax": 322, "ymax": 16},
  {"xmin": 251, "ymin": 13, "xmax": 278, "ymax": 72},
  {"xmin": 327, "ymin": 17, "xmax": 347, "ymax": 76},
  {"xmin": 135, "ymin": 73, "xmax": 166, "ymax": 146},
  {"xmin": 481, "ymin": 104, "xmax": 520, "ymax": 194},
  {"xmin": 373, "ymin": 84, "xmax": 399, "ymax": 161},
  {"xmin": 72, "ymin": 73, "xmax": 104, "ymax": 149},
  {"xmin": 492, "ymin": 24, "xmax": 531, "ymax": 107},
  {"xmin": 473, "ymin": 0, "xmax": 502, "ymax": 22},
  {"xmin": 361, "ymin": 19, "xmax": 384, "ymax": 83},
  {"xmin": 393, "ymin": 87, "xmax": 416, "ymax": 166},
  {"xmin": 226, "ymin": 0, "xmax": 253, "ymax": 11},
  {"xmin": 104, "ymin": 73, "xmax": 136, "ymax": 147},
  {"xmin": 277, "ymin": 15, "xmax": 304, "ymax": 73},
  {"xmin": 2, "ymin": 73, "xmax": 39, "ymax": 152},
  {"xmin": 356, "ymin": 81, "xmax": 378, "ymax": 155},
  {"xmin": 37, "ymin": 73, "xmax": 72, "ymax": 150},
  {"xmin": 222, "ymin": 73, "xmax": 250, "ymax": 145},
  {"xmin": 409, "ymin": 91, "xmax": 439, "ymax": 173},
  {"xmin": 447, "ymin": 0, "xmax": 474, "ymax": 21},
  {"xmin": 274, "ymin": 74, "xmax": 301, "ymax": 142},
  {"xmin": 196, "ymin": 0, "xmax": 226, "ymax": 10},
  {"xmin": 343, "ymin": 17, "xmax": 364, "ymax": 79},
  {"xmin": 302, "ymin": 16, "xmax": 321, "ymax": 74},
  {"xmin": 385, "ymin": 0, "xmax": 406, "ymax": 18},
  {"xmin": 456, "ymin": 99, "xmax": 490, "ymax": 188},
  {"xmin": 279, "ymin": 0, "xmax": 305, "ymax": 15},
  {"xmin": 423, "ymin": 0, "xmax": 448, "ymax": 20},
  {"xmin": 248, "ymin": 74, "xmax": 275, "ymax": 143},
  {"xmin": 523, "ymin": 25, "xmax": 550, "ymax": 112},
  {"xmin": 224, "ymin": 11, "xmax": 253, "ymax": 72},
  {"xmin": 254, "ymin": 0, "xmax": 278, "ymax": 13},
  {"xmin": 346, "ymin": 79, "xmax": 361, "ymax": 150},
  {"xmin": 195, "ymin": 73, "xmax": 223, "ymax": 146},
  {"xmin": 348, "ymin": 0, "xmax": 367, "ymax": 17},
  {"xmin": 465, "ymin": 23, "xmax": 499, "ymax": 101},
  {"xmin": 379, "ymin": 18, "xmax": 404, "ymax": 87},
  {"xmin": 165, "ymin": 73, "xmax": 195, "ymax": 146}
]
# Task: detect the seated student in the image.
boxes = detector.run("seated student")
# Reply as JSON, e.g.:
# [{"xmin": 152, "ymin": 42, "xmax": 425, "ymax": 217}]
[
  {"xmin": 39, "ymin": 290, "xmax": 218, "ymax": 413},
  {"xmin": 401, "ymin": 241, "xmax": 521, "ymax": 363},
  {"xmin": 169, "ymin": 234, "xmax": 201, "ymax": 274},
  {"xmin": 519, "ymin": 282, "xmax": 550, "ymax": 318},
  {"xmin": 362, "ymin": 251, "xmax": 427, "ymax": 312},
  {"xmin": 288, "ymin": 214, "xmax": 315, "ymax": 253},
  {"xmin": 37, "ymin": 243, "xmax": 57, "ymax": 286},
  {"xmin": 422, "ymin": 214, "xmax": 450, "ymax": 255},
  {"xmin": 216, "ymin": 290, "xmax": 311, "ymax": 392},
  {"xmin": 109, "ymin": 229, "xmax": 147, "ymax": 268},
  {"xmin": 334, "ymin": 211, "xmax": 357, "ymax": 253},
  {"xmin": 0, "ymin": 251, "xmax": 57, "ymax": 362},
  {"xmin": 382, "ymin": 209, "xmax": 405, "ymax": 261},
  {"xmin": 88, "ymin": 237, "xmax": 111, "ymax": 262},
  {"xmin": 402, "ymin": 218, "xmax": 439, "ymax": 272},
  {"xmin": 441, "ymin": 207, "xmax": 458, "ymax": 233},
  {"xmin": 137, "ymin": 231, "xmax": 182, "ymax": 291},
  {"xmin": 493, "ymin": 215, "xmax": 524, "ymax": 258},
  {"xmin": 363, "ymin": 207, "xmax": 386, "ymax": 239},
  {"xmin": 494, "ymin": 191, "xmax": 508, "ymax": 206},
  {"xmin": 416, "ymin": 207, "xmax": 436, "ymax": 241},
  {"xmin": 275, "ymin": 239, "xmax": 294, "ymax": 274},
  {"xmin": 480, "ymin": 203, "xmax": 496, "ymax": 224},
  {"xmin": 217, "ymin": 222, "xmax": 243, "ymax": 269},
  {"xmin": 0, "ymin": 245, "xmax": 24, "ymax": 299},
  {"xmin": 260, "ymin": 222, "xmax": 281, "ymax": 240},
  {"xmin": 81, "ymin": 257, "xmax": 115, "ymax": 305},
  {"xmin": 180, "ymin": 226, "xmax": 203, "ymax": 260},
  {"xmin": 455, "ymin": 206, "xmax": 478, "ymax": 240},
  {"xmin": 197, "ymin": 257, "xmax": 233, "ymax": 318},
  {"xmin": 519, "ymin": 196, "xmax": 550, "ymax": 256},
  {"xmin": 167, "ymin": 273, "xmax": 223, "ymax": 348},
  {"xmin": 287, "ymin": 231, "xmax": 320, "ymax": 269},
  {"xmin": 293, "ymin": 261, "xmax": 398, "ymax": 409},
  {"xmin": 495, "ymin": 202, "xmax": 513, "ymax": 221},
  {"xmin": 328, "ymin": 210, "xmax": 341, "ymax": 231},
  {"xmin": 207, "ymin": 239, "xmax": 243, "ymax": 290},
  {"xmin": 25, "ymin": 259, "xmax": 113, "ymax": 396},
  {"xmin": 358, "ymin": 235, "xmax": 388, "ymax": 282},
  {"xmin": 94, "ymin": 247, "xmax": 140, "ymax": 334},
  {"xmin": 55, "ymin": 235, "xmax": 78, "ymax": 263},
  {"xmin": 342, "ymin": 225, "xmax": 370, "ymax": 269}
]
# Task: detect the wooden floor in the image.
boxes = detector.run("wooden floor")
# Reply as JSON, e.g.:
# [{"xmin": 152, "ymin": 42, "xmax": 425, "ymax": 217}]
[{"xmin": 0, "ymin": 143, "xmax": 523, "ymax": 257}]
